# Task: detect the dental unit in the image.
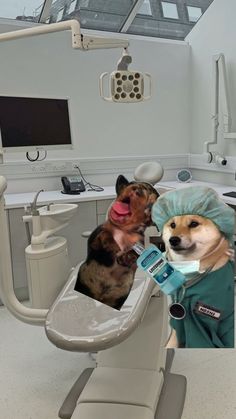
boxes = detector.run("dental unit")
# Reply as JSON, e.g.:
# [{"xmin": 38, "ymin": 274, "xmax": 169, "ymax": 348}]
[
  {"xmin": 204, "ymin": 53, "xmax": 236, "ymax": 165},
  {"xmin": 0, "ymin": 17, "xmax": 187, "ymax": 418},
  {"xmin": 0, "ymin": 173, "xmax": 187, "ymax": 419}
]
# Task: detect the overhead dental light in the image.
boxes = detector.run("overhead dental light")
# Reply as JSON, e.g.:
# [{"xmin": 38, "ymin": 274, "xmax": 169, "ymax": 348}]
[
  {"xmin": 100, "ymin": 48, "xmax": 151, "ymax": 103},
  {"xmin": 0, "ymin": 19, "xmax": 127, "ymax": 50},
  {"xmin": 0, "ymin": 19, "xmax": 151, "ymax": 103}
]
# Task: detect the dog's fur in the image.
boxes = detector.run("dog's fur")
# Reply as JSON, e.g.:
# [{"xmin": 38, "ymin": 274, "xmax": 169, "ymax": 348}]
[
  {"xmin": 163, "ymin": 214, "xmax": 232, "ymax": 348},
  {"xmin": 74, "ymin": 175, "xmax": 159, "ymax": 309}
]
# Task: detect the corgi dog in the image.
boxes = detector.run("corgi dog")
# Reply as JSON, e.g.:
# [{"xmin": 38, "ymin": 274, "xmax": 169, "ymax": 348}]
[
  {"xmin": 162, "ymin": 214, "xmax": 233, "ymax": 348},
  {"xmin": 74, "ymin": 175, "xmax": 159, "ymax": 310}
]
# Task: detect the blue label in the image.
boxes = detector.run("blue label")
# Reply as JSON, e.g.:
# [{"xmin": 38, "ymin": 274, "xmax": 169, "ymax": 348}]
[
  {"xmin": 153, "ymin": 264, "xmax": 174, "ymax": 284},
  {"xmin": 140, "ymin": 250, "xmax": 159, "ymax": 268}
]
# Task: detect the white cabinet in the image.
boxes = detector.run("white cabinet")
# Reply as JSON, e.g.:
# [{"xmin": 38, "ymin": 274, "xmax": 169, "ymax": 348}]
[
  {"xmin": 96, "ymin": 199, "xmax": 114, "ymax": 225},
  {"xmin": 7, "ymin": 201, "xmax": 97, "ymax": 301},
  {"xmin": 7, "ymin": 199, "xmax": 114, "ymax": 302}
]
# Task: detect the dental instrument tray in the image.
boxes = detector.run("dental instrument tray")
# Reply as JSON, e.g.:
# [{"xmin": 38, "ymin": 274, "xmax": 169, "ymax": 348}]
[{"xmin": 222, "ymin": 191, "xmax": 236, "ymax": 198}]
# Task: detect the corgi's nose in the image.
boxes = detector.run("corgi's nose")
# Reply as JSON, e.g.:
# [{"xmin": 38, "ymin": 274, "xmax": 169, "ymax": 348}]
[{"xmin": 169, "ymin": 236, "xmax": 181, "ymax": 247}]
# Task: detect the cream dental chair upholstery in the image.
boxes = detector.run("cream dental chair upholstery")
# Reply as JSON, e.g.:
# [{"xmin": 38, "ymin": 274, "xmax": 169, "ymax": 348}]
[
  {"xmin": 45, "ymin": 248, "xmax": 186, "ymax": 419},
  {"xmin": 0, "ymin": 175, "xmax": 186, "ymax": 419},
  {"xmin": 45, "ymin": 218, "xmax": 186, "ymax": 419}
]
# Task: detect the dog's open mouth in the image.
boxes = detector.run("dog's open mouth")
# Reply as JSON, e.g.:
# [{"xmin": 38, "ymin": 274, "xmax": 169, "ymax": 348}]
[{"xmin": 109, "ymin": 198, "xmax": 132, "ymax": 223}]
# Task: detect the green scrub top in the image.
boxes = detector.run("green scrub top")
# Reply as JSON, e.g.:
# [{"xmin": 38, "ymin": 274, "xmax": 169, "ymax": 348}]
[{"xmin": 170, "ymin": 261, "xmax": 234, "ymax": 348}]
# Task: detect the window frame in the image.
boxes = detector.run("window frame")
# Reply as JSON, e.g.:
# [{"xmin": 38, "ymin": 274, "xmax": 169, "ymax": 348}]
[
  {"xmin": 186, "ymin": 4, "xmax": 203, "ymax": 23},
  {"xmin": 68, "ymin": 0, "xmax": 77, "ymax": 15},
  {"xmin": 137, "ymin": 0, "xmax": 153, "ymax": 17},
  {"xmin": 161, "ymin": 1, "xmax": 179, "ymax": 21}
]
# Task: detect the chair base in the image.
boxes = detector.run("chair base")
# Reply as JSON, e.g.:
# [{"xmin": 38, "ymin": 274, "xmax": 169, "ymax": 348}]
[{"xmin": 58, "ymin": 350, "xmax": 186, "ymax": 419}]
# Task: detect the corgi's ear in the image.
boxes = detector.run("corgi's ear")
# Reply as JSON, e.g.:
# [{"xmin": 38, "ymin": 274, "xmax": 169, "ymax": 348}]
[{"xmin": 115, "ymin": 175, "xmax": 129, "ymax": 196}]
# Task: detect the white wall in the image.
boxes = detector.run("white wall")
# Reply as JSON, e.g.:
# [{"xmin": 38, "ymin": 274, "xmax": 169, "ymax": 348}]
[
  {"xmin": 0, "ymin": 28, "xmax": 189, "ymax": 162},
  {"xmin": 186, "ymin": 0, "xmax": 236, "ymax": 160}
]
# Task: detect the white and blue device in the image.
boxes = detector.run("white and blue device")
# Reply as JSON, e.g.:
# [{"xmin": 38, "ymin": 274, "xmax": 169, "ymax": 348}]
[{"xmin": 133, "ymin": 243, "xmax": 185, "ymax": 295}]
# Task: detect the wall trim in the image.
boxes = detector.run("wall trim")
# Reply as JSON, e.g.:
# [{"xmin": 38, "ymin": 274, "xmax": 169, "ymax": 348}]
[
  {"xmin": 0, "ymin": 154, "xmax": 189, "ymax": 179},
  {"xmin": 2, "ymin": 153, "xmax": 235, "ymax": 180}
]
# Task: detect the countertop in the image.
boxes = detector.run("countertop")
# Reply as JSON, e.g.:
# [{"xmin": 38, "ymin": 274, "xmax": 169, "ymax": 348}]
[
  {"xmin": 158, "ymin": 181, "xmax": 236, "ymax": 207},
  {"xmin": 4, "ymin": 180, "xmax": 236, "ymax": 209},
  {"xmin": 4, "ymin": 186, "xmax": 116, "ymax": 209}
]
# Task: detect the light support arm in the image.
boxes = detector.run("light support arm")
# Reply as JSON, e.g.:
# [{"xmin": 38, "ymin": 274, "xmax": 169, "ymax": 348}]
[
  {"xmin": 0, "ymin": 19, "xmax": 129, "ymax": 51},
  {"xmin": 80, "ymin": 34, "xmax": 129, "ymax": 50}
]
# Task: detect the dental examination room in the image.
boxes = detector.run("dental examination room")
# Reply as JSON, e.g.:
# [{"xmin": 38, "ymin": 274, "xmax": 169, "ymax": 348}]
[{"xmin": 1, "ymin": 0, "xmax": 236, "ymax": 418}]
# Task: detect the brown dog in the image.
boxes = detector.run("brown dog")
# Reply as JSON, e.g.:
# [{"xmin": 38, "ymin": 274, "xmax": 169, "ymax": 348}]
[{"xmin": 74, "ymin": 175, "xmax": 159, "ymax": 309}]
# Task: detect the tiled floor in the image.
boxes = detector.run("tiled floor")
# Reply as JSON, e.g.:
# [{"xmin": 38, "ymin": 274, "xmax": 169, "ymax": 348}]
[{"xmin": 0, "ymin": 304, "xmax": 236, "ymax": 419}]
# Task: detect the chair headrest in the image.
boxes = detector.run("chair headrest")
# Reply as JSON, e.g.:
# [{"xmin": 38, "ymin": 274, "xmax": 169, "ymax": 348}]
[{"xmin": 134, "ymin": 162, "xmax": 164, "ymax": 185}]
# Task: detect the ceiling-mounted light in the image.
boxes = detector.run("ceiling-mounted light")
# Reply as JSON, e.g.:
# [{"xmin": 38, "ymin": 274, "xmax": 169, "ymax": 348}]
[
  {"xmin": 100, "ymin": 48, "xmax": 151, "ymax": 103},
  {"xmin": 0, "ymin": 19, "xmax": 152, "ymax": 103}
]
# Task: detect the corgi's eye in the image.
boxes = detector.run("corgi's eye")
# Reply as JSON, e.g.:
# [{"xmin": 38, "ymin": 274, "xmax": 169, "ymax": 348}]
[
  {"xmin": 170, "ymin": 222, "xmax": 176, "ymax": 229},
  {"xmin": 189, "ymin": 221, "xmax": 199, "ymax": 228}
]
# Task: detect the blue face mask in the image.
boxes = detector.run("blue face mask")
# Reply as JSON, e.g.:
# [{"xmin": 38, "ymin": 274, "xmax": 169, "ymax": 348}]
[{"xmin": 170, "ymin": 260, "xmax": 201, "ymax": 276}]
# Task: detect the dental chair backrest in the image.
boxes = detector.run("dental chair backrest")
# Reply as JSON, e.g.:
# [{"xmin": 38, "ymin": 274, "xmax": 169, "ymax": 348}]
[
  {"xmin": 45, "ymin": 225, "xmax": 161, "ymax": 352},
  {"xmin": 45, "ymin": 264, "xmax": 156, "ymax": 352},
  {"xmin": 46, "ymin": 165, "xmax": 164, "ymax": 352}
]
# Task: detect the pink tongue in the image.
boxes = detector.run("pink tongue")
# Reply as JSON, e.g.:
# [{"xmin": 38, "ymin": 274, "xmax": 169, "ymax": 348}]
[{"xmin": 112, "ymin": 201, "xmax": 130, "ymax": 216}]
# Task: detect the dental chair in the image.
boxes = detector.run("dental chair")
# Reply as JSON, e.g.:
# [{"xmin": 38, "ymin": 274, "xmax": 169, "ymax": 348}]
[{"xmin": 0, "ymin": 175, "xmax": 186, "ymax": 419}]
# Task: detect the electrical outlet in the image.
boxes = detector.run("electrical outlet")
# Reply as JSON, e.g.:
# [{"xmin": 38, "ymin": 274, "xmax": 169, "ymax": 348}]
[
  {"xmin": 50, "ymin": 161, "xmax": 74, "ymax": 172},
  {"xmin": 51, "ymin": 163, "xmax": 66, "ymax": 172},
  {"xmin": 31, "ymin": 164, "xmax": 47, "ymax": 173}
]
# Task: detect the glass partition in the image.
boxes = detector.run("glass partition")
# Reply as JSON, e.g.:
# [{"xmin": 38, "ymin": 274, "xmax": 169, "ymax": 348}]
[
  {"xmin": 0, "ymin": 0, "xmax": 214, "ymax": 41},
  {"xmin": 0, "ymin": 0, "xmax": 45, "ymax": 22}
]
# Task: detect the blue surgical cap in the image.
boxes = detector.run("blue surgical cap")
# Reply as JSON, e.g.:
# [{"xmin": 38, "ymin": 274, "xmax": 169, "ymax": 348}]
[{"xmin": 152, "ymin": 186, "xmax": 235, "ymax": 241}]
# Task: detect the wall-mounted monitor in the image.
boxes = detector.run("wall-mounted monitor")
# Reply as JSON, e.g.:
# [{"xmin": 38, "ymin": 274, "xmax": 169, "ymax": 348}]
[{"xmin": 0, "ymin": 95, "xmax": 73, "ymax": 152}]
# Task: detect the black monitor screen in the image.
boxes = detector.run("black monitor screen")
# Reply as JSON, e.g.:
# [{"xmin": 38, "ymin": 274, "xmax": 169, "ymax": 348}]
[{"xmin": 0, "ymin": 96, "xmax": 72, "ymax": 149}]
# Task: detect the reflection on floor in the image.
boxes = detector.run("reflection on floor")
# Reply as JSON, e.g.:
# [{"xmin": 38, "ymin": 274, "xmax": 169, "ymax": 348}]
[{"xmin": 0, "ymin": 305, "xmax": 236, "ymax": 419}]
